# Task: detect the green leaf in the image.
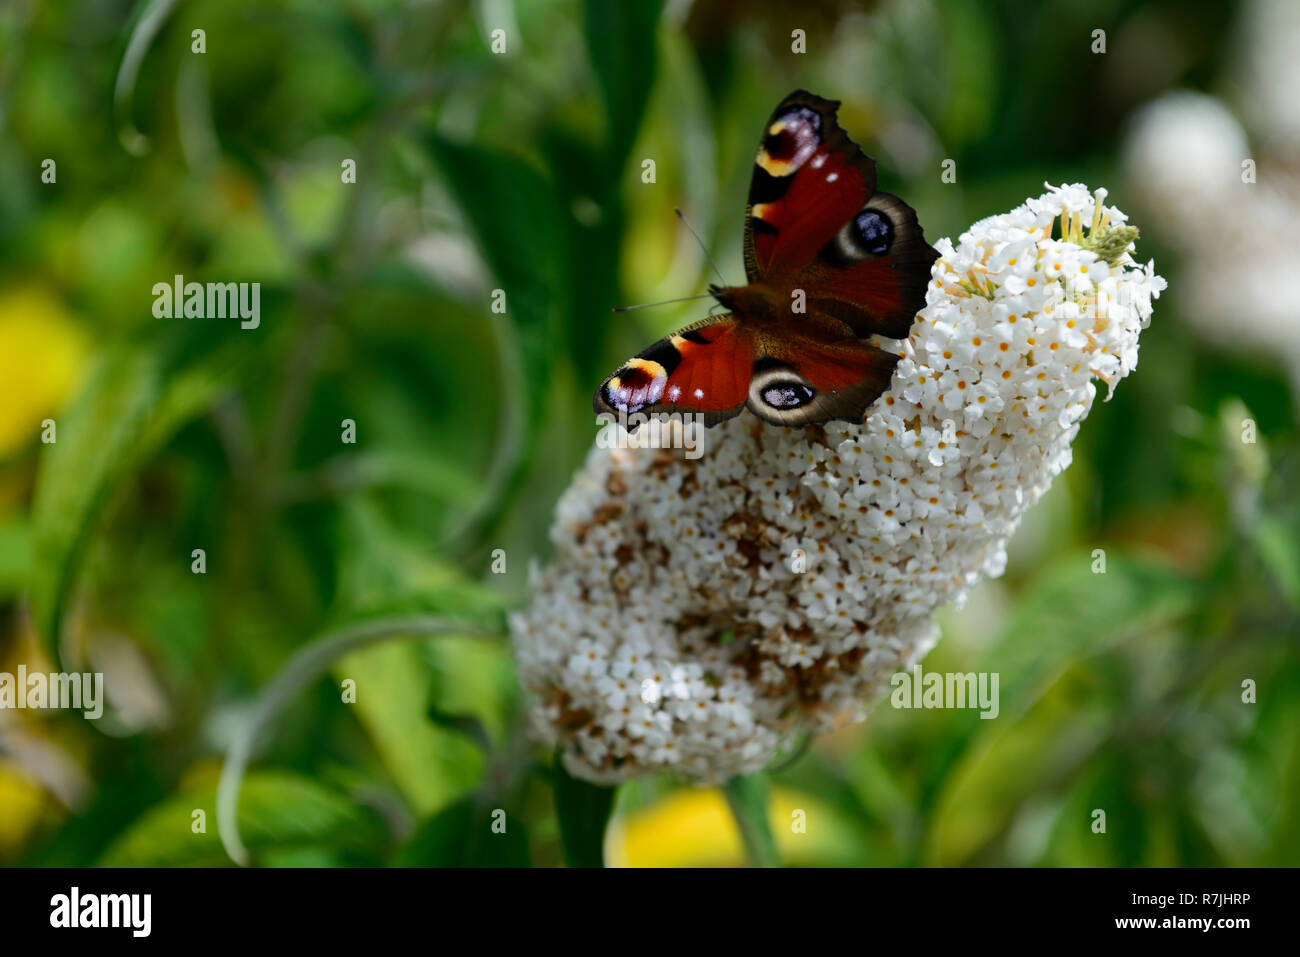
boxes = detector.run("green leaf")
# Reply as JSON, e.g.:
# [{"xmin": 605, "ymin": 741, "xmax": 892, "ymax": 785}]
[
  {"xmin": 331, "ymin": 498, "xmax": 509, "ymax": 633},
  {"xmin": 327, "ymin": 504, "xmax": 509, "ymax": 814},
  {"xmin": 425, "ymin": 699, "xmax": 492, "ymax": 754},
  {"xmin": 926, "ymin": 552, "xmax": 1196, "ymax": 864},
  {"xmin": 424, "ymin": 138, "xmax": 565, "ymax": 404},
  {"xmin": 30, "ymin": 349, "xmax": 156, "ymax": 659},
  {"xmin": 722, "ymin": 774, "xmax": 780, "ymax": 867},
  {"xmin": 425, "ymin": 137, "xmax": 569, "ymax": 545},
  {"xmin": 539, "ymin": 127, "xmax": 623, "ymax": 384},
  {"xmin": 928, "ymin": 677, "xmax": 1111, "ymax": 865},
  {"xmin": 936, "ymin": 0, "xmax": 998, "ymax": 148},
  {"xmin": 1267, "ymin": 692, "xmax": 1300, "ymax": 865},
  {"xmin": 553, "ymin": 753, "xmax": 616, "ymax": 868},
  {"xmin": 100, "ymin": 772, "xmax": 385, "ymax": 867},
  {"xmin": 29, "ymin": 339, "xmax": 248, "ymax": 663},
  {"xmin": 333, "ymin": 639, "xmax": 485, "ymax": 817},
  {"xmin": 217, "ymin": 614, "xmax": 501, "ymax": 866},
  {"xmin": 978, "ymin": 551, "xmax": 1194, "ymax": 719},
  {"xmin": 396, "ymin": 797, "xmax": 530, "ymax": 867},
  {"xmin": 584, "ymin": 0, "xmax": 663, "ymax": 171},
  {"xmin": 0, "ymin": 517, "xmax": 31, "ymax": 596},
  {"xmin": 1254, "ymin": 510, "xmax": 1300, "ymax": 609}
]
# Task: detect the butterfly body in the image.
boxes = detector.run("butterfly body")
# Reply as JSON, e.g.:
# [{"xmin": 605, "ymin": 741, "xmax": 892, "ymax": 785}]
[{"xmin": 596, "ymin": 90, "xmax": 939, "ymax": 430}]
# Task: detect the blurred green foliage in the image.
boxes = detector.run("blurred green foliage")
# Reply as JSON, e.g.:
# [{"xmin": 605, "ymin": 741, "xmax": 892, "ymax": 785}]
[{"xmin": 0, "ymin": 0, "xmax": 1295, "ymax": 867}]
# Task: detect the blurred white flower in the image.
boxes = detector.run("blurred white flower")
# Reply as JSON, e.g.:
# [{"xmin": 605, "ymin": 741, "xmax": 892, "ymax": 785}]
[
  {"xmin": 510, "ymin": 185, "xmax": 1165, "ymax": 784},
  {"xmin": 1121, "ymin": 90, "xmax": 1249, "ymax": 236},
  {"xmin": 1237, "ymin": 0, "xmax": 1300, "ymax": 152},
  {"xmin": 1123, "ymin": 87, "xmax": 1300, "ymax": 397}
]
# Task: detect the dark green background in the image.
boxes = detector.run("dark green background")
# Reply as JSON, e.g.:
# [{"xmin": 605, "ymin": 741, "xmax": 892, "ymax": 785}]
[{"xmin": 0, "ymin": 0, "xmax": 1295, "ymax": 866}]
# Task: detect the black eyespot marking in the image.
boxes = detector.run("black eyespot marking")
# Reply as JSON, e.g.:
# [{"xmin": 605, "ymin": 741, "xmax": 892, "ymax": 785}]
[
  {"xmin": 749, "ymin": 361, "xmax": 817, "ymax": 418},
  {"xmin": 854, "ymin": 209, "xmax": 893, "ymax": 256},
  {"xmin": 762, "ymin": 107, "xmax": 822, "ymax": 159},
  {"xmin": 783, "ymin": 106, "xmax": 821, "ymax": 132},
  {"xmin": 818, "ymin": 205, "xmax": 896, "ymax": 266},
  {"xmin": 762, "ymin": 381, "xmax": 815, "ymax": 409}
]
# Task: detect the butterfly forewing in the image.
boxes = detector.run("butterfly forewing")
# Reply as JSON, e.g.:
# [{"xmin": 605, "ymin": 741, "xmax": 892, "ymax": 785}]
[
  {"xmin": 594, "ymin": 315, "xmax": 754, "ymax": 426},
  {"xmin": 743, "ymin": 91, "xmax": 878, "ymax": 285}
]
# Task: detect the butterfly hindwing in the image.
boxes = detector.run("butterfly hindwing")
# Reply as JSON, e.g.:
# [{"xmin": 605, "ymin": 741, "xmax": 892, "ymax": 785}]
[
  {"xmin": 744, "ymin": 315, "xmax": 900, "ymax": 427},
  {"xmin": 803, "ymin": 190, "xmax": 941, "ymax": 340},
  {"xmin": 595, "ymin": 312, "xmax": 898, "ymax": 431},
  {"xmin": 594, "ymin": 315, "xmax": 755, "ymax": 426}
]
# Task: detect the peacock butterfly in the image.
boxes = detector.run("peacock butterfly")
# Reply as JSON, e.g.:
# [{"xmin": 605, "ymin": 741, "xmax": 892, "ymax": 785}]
[{"xmin": 595, "ymin": 89, "xmax": 939, "ymax": 430}]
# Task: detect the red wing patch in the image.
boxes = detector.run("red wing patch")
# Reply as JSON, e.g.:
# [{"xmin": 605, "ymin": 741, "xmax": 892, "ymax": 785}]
[
  {"xmin": 745, "ymin": 317, "xmax": 900, "ymax": 428},
  {"xmin": 804, "ymin": 191, "xmax": 940, "ymax": 339},
  {"xmin": 744, "ymin": 91, "xmax": 876, "ymax": 283},
  {"xmin": 594, "ymin": 315, "xmax": 755, "ymax": 427}
]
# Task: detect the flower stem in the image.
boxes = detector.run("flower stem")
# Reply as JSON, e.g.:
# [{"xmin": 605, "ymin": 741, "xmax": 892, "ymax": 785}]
[
  {"xmin": 216, "ymin": 614, "xmax": 498, "ymax": 865},
  {"xmin": 723, "ymin": 774, "xmax": 780, "ymax": 868}
]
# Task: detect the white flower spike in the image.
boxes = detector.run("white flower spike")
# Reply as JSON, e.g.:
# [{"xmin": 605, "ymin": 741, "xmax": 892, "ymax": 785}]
[{"xmin": 511, "ymin": 185, "xmax": 1166, "ymax": 784}]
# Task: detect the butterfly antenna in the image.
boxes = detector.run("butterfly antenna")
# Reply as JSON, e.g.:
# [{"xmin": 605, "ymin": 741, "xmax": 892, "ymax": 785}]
[
  {"xmin": 674, "ymin": 207, "xmax": 728, "ymax": 287},
  {"xmin": 612, "ymin": 293, "xmax": 714, "ymax": 313}
]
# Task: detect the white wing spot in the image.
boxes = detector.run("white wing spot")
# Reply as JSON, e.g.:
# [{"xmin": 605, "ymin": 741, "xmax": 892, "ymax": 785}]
[
  {"xmin": 693, "ymin": 388, "xmax": 704, "ymax": 399},
  {"xmin": 826, "ymin": 172, "xmax": 838, "ymax": 183}
]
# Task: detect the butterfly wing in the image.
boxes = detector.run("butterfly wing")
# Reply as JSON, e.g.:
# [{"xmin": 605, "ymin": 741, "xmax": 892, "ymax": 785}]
[
  {"xmin": 744, "ymin": 314, "xmax": 900, "ymax": 427},
  {"xmin": 594, "ymin": 314, "xmax": 755, "ymax": 427},
  {"xmin": 595, "ymin": 90, "xmax": 933, "ymax": 433},
  {"xmin": 743, "ymin": 90, "xmax": 875, "ymax": 284},
  {"xmin": 742, "ymin": 90, "xmax": 939, "ymax": 340},
  {"xmin": 594, "ymin": 312, "xmax": 899, "ymax": 430},
  {"xmin": 799, "ymin": 190, "xmax": 940, "ymax": 340}
]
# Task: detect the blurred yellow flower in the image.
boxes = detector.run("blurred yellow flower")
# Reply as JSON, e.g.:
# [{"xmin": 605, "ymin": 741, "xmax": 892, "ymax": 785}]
[
  {"xmin": 0, "ymin": 765, "xmax": 46, "ymax": 859},
  {"xmin": 605, "ymin": 785, "xmax": 855, "ymax": 867},
  {"xmin": 0, "ymin": 286, "xmax": 90, "ymax": 458}
]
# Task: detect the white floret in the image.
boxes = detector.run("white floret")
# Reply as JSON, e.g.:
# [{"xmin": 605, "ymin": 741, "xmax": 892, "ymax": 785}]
[{"xmin": 510, "ymin": 185, "xmax": 1166, "ymax": 784}]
